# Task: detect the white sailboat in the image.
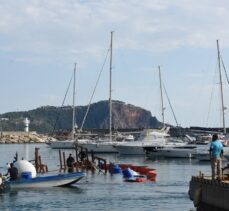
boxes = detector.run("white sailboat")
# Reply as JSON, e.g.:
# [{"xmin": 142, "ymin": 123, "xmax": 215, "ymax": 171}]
[
  {"xmin": 49, "ymin": 64, "xmax": 89, "ymax": 149},
  {"xmin": 195, "ymin": 40, "xmax": 228, "ymax": 161},
  {"xmin": 114, "ymin": 67, "xmax": 171, "ymax": 155},
  {"xmin": 78, "ymin": 31, "xmax": 119, "ymax": 153}
]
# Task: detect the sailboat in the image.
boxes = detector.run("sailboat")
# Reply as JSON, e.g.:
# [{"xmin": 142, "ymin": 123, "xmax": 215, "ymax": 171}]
[
  {"xmin": 194, "ymin": 40, "xmax": 229, "ymax": 161},
  {"xmin": 78, "ymin": 31, "xmax": 120, "ymax": 153},
  {"xmin": 49, "ymin": 64, "xmax": 89, "ymax": 149},
  {"xmin": 114, "ymin": 66, "xmax": 171, "ymax": 155}
]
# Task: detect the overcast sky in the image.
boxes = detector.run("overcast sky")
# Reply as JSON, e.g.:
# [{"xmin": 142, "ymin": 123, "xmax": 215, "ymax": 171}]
[{"xmin": 1, "ymin": 0, "xmax": 229, "ymax": 128}]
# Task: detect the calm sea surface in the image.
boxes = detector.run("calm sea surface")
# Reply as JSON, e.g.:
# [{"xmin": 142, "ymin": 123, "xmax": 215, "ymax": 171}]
[{"xmin": 0, "ymin": 143, "xmax": 213, "ymax": 211}]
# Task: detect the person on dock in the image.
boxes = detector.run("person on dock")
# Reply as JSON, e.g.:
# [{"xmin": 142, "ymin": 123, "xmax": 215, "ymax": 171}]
[
  {"xmin": 66, "ymin": 154, "xmax": 75, "ymax": 173},
  {"xmin": 5, "ymin": 163, "xmax": 18, "ymax": 181},
  {"xmin": 209, "ymin": 134, "xmax": 224, "ymax": 180}
]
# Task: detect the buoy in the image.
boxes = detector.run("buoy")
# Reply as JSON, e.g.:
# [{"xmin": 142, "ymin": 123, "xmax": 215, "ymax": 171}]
[
  {"xmin": 111, "ymin": 164, "xmax": 122, "ymax": 174},
  {"xmin": 14, "ymin": 160, "xmax": 36, "ymax": 178}
]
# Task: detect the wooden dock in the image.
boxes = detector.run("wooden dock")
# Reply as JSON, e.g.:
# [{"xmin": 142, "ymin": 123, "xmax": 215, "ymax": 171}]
[{"xmin": 189, "ymin": 172, "xmax": 229, "ymax": 211}]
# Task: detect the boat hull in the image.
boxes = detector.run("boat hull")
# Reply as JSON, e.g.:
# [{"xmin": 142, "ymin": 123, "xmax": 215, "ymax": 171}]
[
  {"xmin": 114, "ymin": 144, "xmax": 145, "ymax": 155},
  {"xmin": 146, "ymin": 147, "xmax": 196, "ymax": 158},
  {"xmin": 49, "ymin": 140, "xmax": 75, "ymax": 149},
  {"xmin": 80, "ymin": 142, "xmax": 118, "ymax": 153},
  {"xmin": 8, "ymin": 172, "xmax": 85, "ymax": 189}
]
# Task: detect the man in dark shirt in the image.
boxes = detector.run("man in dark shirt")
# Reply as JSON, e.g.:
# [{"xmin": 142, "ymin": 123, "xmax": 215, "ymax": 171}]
[
  {"xmin": 66, "ymin": 154, "xmax": 75, "ymax": 173},
  {"xmin": 6, "ymin": 163, "xmax": 18, "ymax": 181}
]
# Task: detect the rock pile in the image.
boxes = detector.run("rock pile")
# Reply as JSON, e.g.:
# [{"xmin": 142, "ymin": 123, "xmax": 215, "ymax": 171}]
[{"xmin": 0, "ymin": 131, "xmax": 55, "ymax": 144}]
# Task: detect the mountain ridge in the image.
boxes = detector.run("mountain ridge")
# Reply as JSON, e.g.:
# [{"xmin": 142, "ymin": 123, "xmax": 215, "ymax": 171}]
[{"xmin": 0, "ymin": 100, "xmax": 163, "ymax": 134}]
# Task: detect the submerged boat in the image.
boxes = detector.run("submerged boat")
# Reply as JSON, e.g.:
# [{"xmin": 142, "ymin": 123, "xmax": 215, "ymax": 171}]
[{"xmin": 7, "ymin": 171, "xmax": 85, "ymax": 189}]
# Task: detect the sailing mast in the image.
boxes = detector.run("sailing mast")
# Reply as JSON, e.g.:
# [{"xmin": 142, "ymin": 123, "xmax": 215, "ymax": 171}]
[
  {"xmin": 109, "ymin": 31, "xmax": 114, "ymax": 142},
  {"xmin": 72, "ymin": 63, "xmax": 77, "ymax": 140},
  {"xmin": 217, "ymin": 40, "xmax": 226, "ymax": 134},
  {"xmin": 158, "ymin": 66, "xmax": 165, "ymax": 128}
]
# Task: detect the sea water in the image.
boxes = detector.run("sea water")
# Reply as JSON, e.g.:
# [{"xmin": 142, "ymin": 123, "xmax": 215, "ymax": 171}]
[{"xmin": 0, "ymin": 143, "xmax": 213, "ymax": 211}]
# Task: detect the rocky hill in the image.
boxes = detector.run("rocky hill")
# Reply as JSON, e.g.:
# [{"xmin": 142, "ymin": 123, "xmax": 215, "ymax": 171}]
[{"xmin": 0, "ymin": 100, "xmax": 162, "ymax": 134}]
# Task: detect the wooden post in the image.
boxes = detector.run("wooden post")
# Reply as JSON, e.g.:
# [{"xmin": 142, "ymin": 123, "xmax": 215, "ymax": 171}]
[
  {"xmin": 63, "ymin": 152, "xmax": 66, "ymax": 172},
  {"xmin": 91, "ymin": 150, "xmax": 95, "ymax": 163},
  {"xmin": 59, "ymin": 150, "xmax": 62, "ymax": 172},
  {"xmin": 104, "ymin": 160, "xmax": 107, "ymax": 173},
  {"xmin": 38, "ymin": 155, "xmax": 41, "ymax": 173},
  {"xmin": 15, "ymin": 152, "xmax": 18, "ymax": 161},
  {"xmin": 85, "ymin": 148, "xmax": 89, "ymax": 162},
  {"xmin": 35, "ymin": 148, "xmax": 39, "ymax": 172},
  {"xmin": 75, "ymin": 145, "xmax": 79, "ymax": 162}
]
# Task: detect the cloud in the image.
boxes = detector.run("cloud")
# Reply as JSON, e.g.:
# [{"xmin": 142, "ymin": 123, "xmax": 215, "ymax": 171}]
[{"xmin": 1, "ymin": 0, "xmax": 229, "ymax": 62}]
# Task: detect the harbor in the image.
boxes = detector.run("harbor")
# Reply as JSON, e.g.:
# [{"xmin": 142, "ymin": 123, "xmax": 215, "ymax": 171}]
[
  {"xmin": 1, "ymin": 1, "xmax": 229, "ymax": 211},
  {"xmin": 1, "ymin": 142, "xmax": 226, "ymax": 211}
]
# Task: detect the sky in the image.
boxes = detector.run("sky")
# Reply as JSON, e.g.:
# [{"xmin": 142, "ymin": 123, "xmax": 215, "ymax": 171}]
[{"xmin": 1, "ymin": 0, "xmax": 229, "ymax": 128}]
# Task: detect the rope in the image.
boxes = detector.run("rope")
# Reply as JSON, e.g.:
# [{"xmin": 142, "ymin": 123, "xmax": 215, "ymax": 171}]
[
  {"xmin": 51, "ymin": 72, "xmax": 74, "ymax": 136},
  {"xmin": 162, "ymin": 82, "xmax": 179, "ymax": 127},
  {"xmin": 220, "ymin": 54, "xmax": 229, "ymax": 84},
  {"xmin": 79, "ymin": 48, "xmax": 110, "ymax": 130}
]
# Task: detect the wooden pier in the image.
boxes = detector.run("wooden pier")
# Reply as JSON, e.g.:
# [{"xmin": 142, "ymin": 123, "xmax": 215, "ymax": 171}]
[
  {"xmin": 189, "ymin": 168, "xmax": 229, "ymax": 211},
  {"xmin": 58, "ymin": 145, "xmax": 108, "ymax": 174}
]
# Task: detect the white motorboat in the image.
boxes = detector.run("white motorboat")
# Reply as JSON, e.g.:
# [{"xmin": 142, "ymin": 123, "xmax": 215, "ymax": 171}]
[
  {"xmin": 79, "ymin": 140, "xmax": 118, "ymax": 153},
  {"xmin": 49, "ymin": 138, "xmax": 91, "ymax": 149},
  {"xmin": 144, "ymin": 143, "xmax": 197, "ymax": 158},
  {"xmin": 77, "ymin": 133, "xmax": 135, "ymax": 153},
  {"xmin": 113, "ymin": 129, "xmax": 169, "ymax": 155},
  {"xmin": 49, "ymin": 139, "xmax": 76, "ymax": 149}
]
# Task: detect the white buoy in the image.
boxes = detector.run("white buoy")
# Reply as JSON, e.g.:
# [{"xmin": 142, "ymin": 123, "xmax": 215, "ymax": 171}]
[
  {"xmin": 14, "ymin": 160, "xmax": 36, "ymax": 178},
  {"xmin": 23, "ymin": 118, "xmax": 30, "ymax": 132}
]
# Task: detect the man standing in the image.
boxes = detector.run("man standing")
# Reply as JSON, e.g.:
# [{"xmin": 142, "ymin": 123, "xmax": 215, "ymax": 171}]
[
  {"xmin": 66, "ymin": 154, "xmax": 75, "ymax": 173},
  {"xmin": 209, "ymin": 134, "xmax": 224, "ymax": 180}
]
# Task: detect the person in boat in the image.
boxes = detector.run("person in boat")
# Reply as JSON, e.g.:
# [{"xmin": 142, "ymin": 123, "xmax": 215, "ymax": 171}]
[
  {"xmin": 79, "ymin": 150, "xmax": 86, "ymax": 162},
  {"xmin": 66, "ymin": 154, "xmax": 75, "ymax": 173},
  {"xmin": 209, "ymin": 134, "xmax": 224, "ymax": 180},
  {"xmin": 5, "ymin": 163, "xmax": 18, "ymax": 181}
]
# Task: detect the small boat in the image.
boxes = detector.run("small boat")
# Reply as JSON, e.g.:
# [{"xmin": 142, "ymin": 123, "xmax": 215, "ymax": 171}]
[
  {"xmin": 6, "ymin": 160, "xmax": 85, "ymax": 189},
  {"xmin": 7, "ymin": 171, "xmax": 85, "ymax": 189}
]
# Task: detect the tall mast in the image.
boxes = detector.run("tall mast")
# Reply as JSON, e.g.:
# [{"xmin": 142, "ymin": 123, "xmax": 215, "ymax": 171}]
[
  {"xmin": 72, "ymin": 63, "xmax": 77, "ymax": 139},
  {"xmin": 109, "ymin": 31, "xmax": 114, "ymax": 142},
  {"xmin": 217, "ymin": 40, "xmax": 226, "ymax": 134},
  {"xmin": 158, "ymin": 66, "xmax": 165, "ymax": 128}
]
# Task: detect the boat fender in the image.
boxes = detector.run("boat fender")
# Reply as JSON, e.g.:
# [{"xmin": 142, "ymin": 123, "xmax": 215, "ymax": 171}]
[{"xmin": 193, "ymin": 187, "xmax": 202, "ymax": 207}]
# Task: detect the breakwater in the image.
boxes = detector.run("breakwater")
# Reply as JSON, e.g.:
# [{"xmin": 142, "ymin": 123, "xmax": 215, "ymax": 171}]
[{"xmin": 0, "ymin": 131, "xmax": 54, "ymax": 144}]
